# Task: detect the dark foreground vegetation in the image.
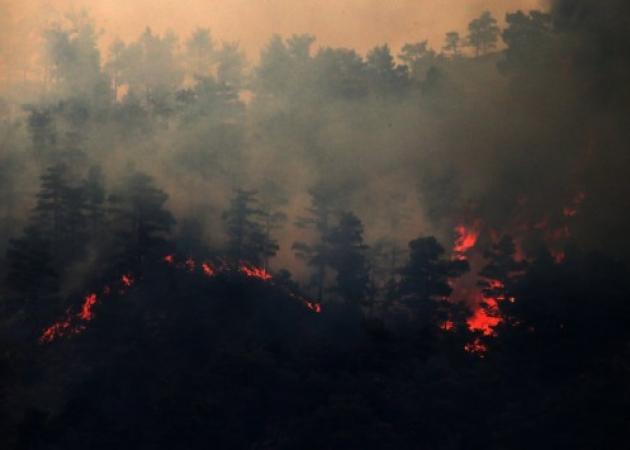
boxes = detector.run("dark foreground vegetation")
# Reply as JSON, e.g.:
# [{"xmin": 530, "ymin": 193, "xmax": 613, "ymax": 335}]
[{"xmin": 2, "ymin": 0, "xmax": 630, "ymax": 448}]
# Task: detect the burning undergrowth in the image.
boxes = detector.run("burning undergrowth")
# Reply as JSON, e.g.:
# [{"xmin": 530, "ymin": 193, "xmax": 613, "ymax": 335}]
[{"xmin": 39, "ymin": 256, "xmax": 322, "ymax": 345}]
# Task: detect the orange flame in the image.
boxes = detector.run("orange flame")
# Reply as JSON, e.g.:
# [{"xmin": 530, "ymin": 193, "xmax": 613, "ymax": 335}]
[
  {"xmin": 239, "ymin": 264, "xmax": 273, "ymax": 281},
  {"xmin": 78, "ymin": 293, "xmax": 98, "ymax": 321},
  {"xmin": 39, "ymin": 309, "xmax": 74, "ymax": 344},
  {"xmin": 464, "ymin": 338, "xmax": 487, "ymax": 354},
  {"xmin": 305, "ymin": 301, "xmax": 322, "ymax": 313},
  {"xmin": 453, "ymin": 222, "xmax": 480, "ymax": 255},
  {"xmin": 121, "ymin": 274, "xmax": 134, "ymax": 287},
  {"xmin": 201, "ymin": 262, "xmax": 215, "ymax": 277}
]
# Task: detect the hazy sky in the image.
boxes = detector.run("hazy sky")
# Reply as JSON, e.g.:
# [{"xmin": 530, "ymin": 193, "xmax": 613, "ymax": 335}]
[{"xmin": 1, "ymin": 0, "xmax": 544, "ymax": 83}]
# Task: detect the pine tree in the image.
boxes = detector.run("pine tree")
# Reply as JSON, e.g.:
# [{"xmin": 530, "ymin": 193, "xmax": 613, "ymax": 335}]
[
  {"xmin": 326, "ymin": 212, "xmax": 372, "ymax": 305},
  {"xmin": 292, "ymin": 188, "xmax": 334, "ymax": 301},
  {"xmin": 222, "ymin": 189, "xmax": 278, "ymax": 266},
  {"xmin": 5, "ymin": 225, "xmax": 60, "ymax": 325},
  {"xmin": 83, "ymin": 165, "xmax": 106, "ymax": 240},
  {"xmin": 109, "ymin": 171, "xmax": 175, "ymax": 270},
  {"xmin": 32, "ymin": 163, "xmax": 88, "ymax": 264},
  {"xmin": 467, "ymin": 11, "xmax": 500, "ymax": 56},
  {"xmin": 398, "ymin": 237, "xmax": 469, "ymax": 325}
]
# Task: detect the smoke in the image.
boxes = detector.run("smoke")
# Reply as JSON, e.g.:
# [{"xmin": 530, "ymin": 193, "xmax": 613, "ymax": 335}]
[{"xmin": 1, "ymin": 0, "xmax": 630, "ymax": 295}]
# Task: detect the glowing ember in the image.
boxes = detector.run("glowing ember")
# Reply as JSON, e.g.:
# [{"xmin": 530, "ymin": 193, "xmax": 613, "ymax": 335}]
[
  {"xmin": 78, "ymin": 293, "xmax": 98, "ymax": 321},
  {"xmin": 552, "ymin": 250, "xmax": 566, "ymax": 263},
  {"xmin": 464, "ymin": 338, "xmax": 487, "ymax": 354},
  {"xmin": 121, "ymin": 274, "xmax": 134, "ymax": 287},
  {"xmin": 39, "ymin": 309, "xmax": 74, "ymax": 344},
  {"xmin": 441, "ymin": 320, "xmax": 455, "ymax": 331},
  {"xmin": 201, "ymin": 262, "xmax": 215, "ymax": 277},
  {"xmin": 40, "ymin": 254, "xmax": 322, "ymax": 345},
  {"xmin": 239, "ymin": 264, "xmax": 273, "ymax": 281},
  {"xmin": 305, "ymin": 301, "xmax": 322, "ymax": 313},
  {"xmin": 563, "ymin": 192, "xmax": 586, "ymax": 217}
]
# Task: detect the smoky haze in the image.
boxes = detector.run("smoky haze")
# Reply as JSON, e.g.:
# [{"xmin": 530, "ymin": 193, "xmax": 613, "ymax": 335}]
[
  {"xmin": 0, "ymin": 0, "xmax": 542, "ymax": 83},
  {"xmin": 1, "ymin": 0, "xmax": 629, "ymax": 296}
]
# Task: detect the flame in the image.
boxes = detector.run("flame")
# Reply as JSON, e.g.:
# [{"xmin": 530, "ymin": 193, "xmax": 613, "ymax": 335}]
[
  {"xmin": 305, "ymin": 301, "xmax": 322, "ymax": 313},
  {"xmin": 78, "ymin": 293, "xmax": 98, "ymax": 321},
  {"xmin": 453, "ymin": 222, "xmax": 481, "ymax": 256},
  {"xmin": 201, "ymin": 262, "xmax": 215, "ymax": 277},
  {"xmin": 563, "ymin": 192, "xmax": 586, "ymax": 217},
  {"xmin": 239, "ymin": 264, "xmax": 273, "ymax": 281},
  {"xmin": 441, "ymin": 320, "xmax": 454, "ymax": 331},
  {"xmin": 121, "ymin": 274, "xmax": 134, "ymax": 287},
  {"xmin": 40, "ymin": 255, "xmax": 321, "ymax": 345},
  {"xmin": 467, "ymin": 297, "xmax": 501, "ymax": 336},
  {"xmin": 464, "ymin": 338, "xmax": 487, "ymax": 354},
  {"xmin": 552, "ymin": 250, "xmax": 566, "ymax": 263},
  {"xmin": 39, "ymin": 309, "xmax": 74, "ymax": 344}
]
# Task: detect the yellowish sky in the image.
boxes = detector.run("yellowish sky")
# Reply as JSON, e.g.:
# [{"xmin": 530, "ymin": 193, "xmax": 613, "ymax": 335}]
[{"xmin": 1, "ymin": 0, "xmax": 544, "ymax": 83}]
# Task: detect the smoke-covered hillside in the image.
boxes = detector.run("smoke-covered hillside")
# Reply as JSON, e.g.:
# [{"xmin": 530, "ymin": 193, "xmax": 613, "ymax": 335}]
[{"xmin": 1, "ymin": 1, "xmax": 630, "ymax": 448}]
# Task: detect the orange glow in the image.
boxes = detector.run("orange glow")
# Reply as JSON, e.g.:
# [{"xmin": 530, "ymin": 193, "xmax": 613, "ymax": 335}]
[
  {"xmin": 467, "ymin": 297, "xmax": 501, "ymax": 336},
  {"xmin": 201, "ymin": 262, "xmax": 215, "ymax": 277},
  {"xmin": 40, "ymin": 254, "xmax": 323, "ymax": 345},
  {"xmin": 453, "ymin": 222, "xmax": 481, "ymax": 255},
  {"xmin": 563, "ymin": 192, "xmax": 586, "ymax": 217},
  {"xmin": 239, "ymin": 264, "xmax": 273, "ymax": 281},
  {"xmin": 121, "ymin": 274, "xmax": 134, "ymax": 287},
  {"xmin": 78, "ymin": 294, "xmax": 98, "ymax": 321},
  {"xmin": 464, "ymin": 338, "xmax": 487, "ymax": 354},
  {"xmin": 305, "ymin": 301, "xmax": 322, "ymax": 313},
  {"xmin": 39, "ymin": 309, "xmax": 74, "ymax": 344},
  {"xmin": 488, "ymin": 279, "xmax": 504, "ymax": 290},
  {"xmin": 552, "ymin": 250, "xmax": 565, "ymax": 263}
]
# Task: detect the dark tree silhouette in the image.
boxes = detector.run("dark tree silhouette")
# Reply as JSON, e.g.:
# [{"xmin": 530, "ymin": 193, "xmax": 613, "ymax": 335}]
[
  {"xmin": 223, "ymin": 189, "xmax": 278, "ymax": 266},
  {"xmin": 33, "ymin": 163, "xmax": 88, "ymax": 265},
  {"xmin": 398, "ymin": 236, "xmax": 468, "ymax": 325},
  {"xmin": 443, "ymin": 31, "xmax": 461, "ymax": 56},
  {"xmin": 326, "ymin": 212, "xmax": 372, "ymax": 305},
  {"xmin": 467, "ymin": 11, "xmax": 500, "ymax": 56},
  {"xmin": 5, "ymin": 225, "xmax": 60, "ymax": 326},
  {"xmin": 109, "ymin": 171, "xmax": 175, "ymax": 270},
  {"xmin": 293, "ymin": 188, "xmax": 334, "ymax": 301},
  {"xmin": 366, "ymin": 44, "xmax": 409, "ymax": 93}
]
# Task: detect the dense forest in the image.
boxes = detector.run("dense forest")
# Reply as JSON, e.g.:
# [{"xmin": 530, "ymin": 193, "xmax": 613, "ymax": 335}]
[{"xmin": 2, "ymin": 0, "xmax": 630, "ymax": 448}]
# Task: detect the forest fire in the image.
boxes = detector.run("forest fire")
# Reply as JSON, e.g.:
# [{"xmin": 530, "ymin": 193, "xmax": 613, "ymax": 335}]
[
  {"xmin": 467, "ymin": 297, "xmax": 501, "ymax": 335},
  {"xmin": 78, "ymin": 294, "xmax": 98, "ymax": 321},
  {"xmin": 453, "ymin": 222, "xmax": 481, "ymax": 256},
  {"xmin": 239, "ymin": 264, "xmax": 273, "ymax": 281},
  {"xmin": 39, "ymin": 310, "xmax": 75, "ymax": 344},
  {"xmin": 39, "ymin": 293, "xmax": 100, "ymax": 344},
  {"xmin": 121, "ymin": 274, "xmax": 134, "ymax": 287},
  {"xmin": 449, "ymin": 220, "xmax": 507, "ymax": 341},
  {"xmin": 201, "ymin": 262, "xmax": 215, "ymax": 277},
  {"xmin": 305, "ymin": 301, "xmax": 322, "ymax": 313},
  {"xmin": 163, "ymin": 254, "xmax": 175, "ymax": 265},
  {"xmin": 38, "ymin": 255, "xmax": 321, "ymax": 345}
]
